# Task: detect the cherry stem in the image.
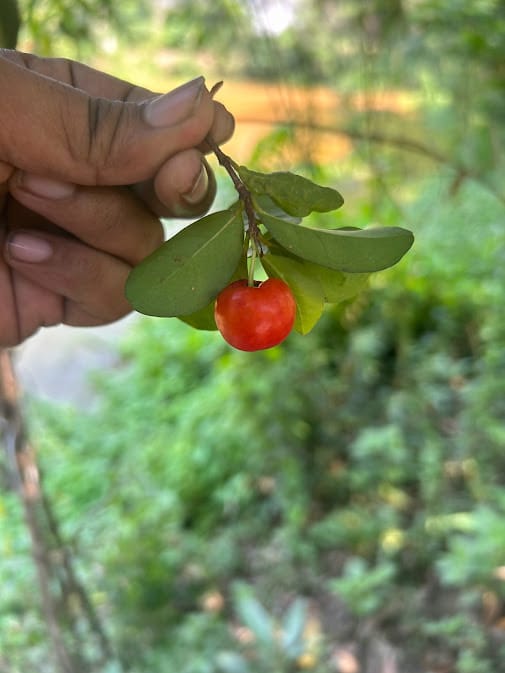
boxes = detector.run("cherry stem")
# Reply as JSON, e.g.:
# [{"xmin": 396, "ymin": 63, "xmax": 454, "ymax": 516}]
[{"xmin": 248, "ymin": 240, "xmax": 258, "ymax": 288}]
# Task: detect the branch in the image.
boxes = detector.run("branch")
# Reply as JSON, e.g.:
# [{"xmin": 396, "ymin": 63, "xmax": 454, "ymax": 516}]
[
  {"xmin": 42, "ymin": 489, "xmax": 116, "ymax": 663},
  {"xmin": 0, "ymin": 350, "xmax": 119, "ymax": 671},
  {"xmin": 235, "ymin": 116, "xmax": 505, "ymax": 206},
  {"xmin": 0, "ymin": 350, "xmax": 75, "ymax": 673}
]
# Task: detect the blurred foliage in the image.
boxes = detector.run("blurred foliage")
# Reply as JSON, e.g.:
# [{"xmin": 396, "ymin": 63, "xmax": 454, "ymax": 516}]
[
  {"xmin": 160, "ymin": 0, "xmax": 505, "ymax": 200},
  {"xmin": 2, "ymin": 1, "xmax": 505, "ymax": 672},
  {"xmin": 0, "ymin": 0, "xmax": 20, "ymax": 48},
  {"xmin": 11, "ymin": 0, "xmax": 152, "ymax": 57}
]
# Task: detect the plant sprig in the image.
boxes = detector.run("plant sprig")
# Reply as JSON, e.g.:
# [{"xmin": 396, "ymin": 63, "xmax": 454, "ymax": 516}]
[{"xmin": 125, "ymin": 83, "xmax": 414, "ymax": 335}]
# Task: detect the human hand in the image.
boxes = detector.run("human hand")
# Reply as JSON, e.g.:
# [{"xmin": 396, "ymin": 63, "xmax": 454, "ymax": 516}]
[{"xmin": 0, "ymin": 49, "xmax": 235, "ymax": 347}]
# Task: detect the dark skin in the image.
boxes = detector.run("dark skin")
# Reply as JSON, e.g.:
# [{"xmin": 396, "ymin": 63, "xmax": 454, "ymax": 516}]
[{"xmin": 0, "ymin": 50, "xmax": 235, "ymax": 347}]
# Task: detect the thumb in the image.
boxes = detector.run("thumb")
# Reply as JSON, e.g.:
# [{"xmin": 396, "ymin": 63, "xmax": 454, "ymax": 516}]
[{"xmin": 0, "ymin": 57, "xmax": 220, "ymax": 186}]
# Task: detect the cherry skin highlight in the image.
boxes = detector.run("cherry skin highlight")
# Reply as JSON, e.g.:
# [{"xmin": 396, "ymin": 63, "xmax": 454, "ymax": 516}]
[{"xmin": 214, "ymin": 278, "xmax": 296, "ymax": 351}]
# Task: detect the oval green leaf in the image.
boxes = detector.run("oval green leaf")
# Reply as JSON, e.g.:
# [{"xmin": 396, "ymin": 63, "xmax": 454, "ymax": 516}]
[
  {"xmin": 126, "ymin": 206, "xmax": 244, "ymax": 317},
  {"xmin": 233, "ymin": 583, "xmax": 275, "ymax": 646},
  {"xmin": 178, "ymin": 252, "xmax": 249, "ymax": 331},
  {"xmin": 178, "ymin": 301, "xmax": 217, "ymax": 331},
  {"xmin": 261, "ymin": 253, "xmax": 325, "ymax": 335},
  {"xmin": 282, "ymin": 598, "xmax": 308, "ymax": 657},
  {"xmin": 302, "ymin": 262, "xmax": 370, "ymax": 303},
  {"xmin": 252, "ymin": 194, "xmax": 302, "ymax": 224},
  {"xmin": 258, "ymin": 208, "xmax": 414, "ymax": 273},
  {"xmin": 239, "ymin": 165, "xmax": 344, "ymax": 217}
]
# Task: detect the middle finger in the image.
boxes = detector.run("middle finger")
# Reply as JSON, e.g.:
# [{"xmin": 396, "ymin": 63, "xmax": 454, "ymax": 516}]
[{"xmin": 8, "ymin": 171, "xmax": 164, "ymax": 265}]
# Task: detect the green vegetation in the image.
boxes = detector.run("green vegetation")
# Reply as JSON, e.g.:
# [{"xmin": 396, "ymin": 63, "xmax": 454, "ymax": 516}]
[
  {"xmin": 1, "ymin": 1, "xmax": 505, "ymax": 672},
  {"xmin": 0, "ymin": 0, "xmax": 19, "ymax": 48}
]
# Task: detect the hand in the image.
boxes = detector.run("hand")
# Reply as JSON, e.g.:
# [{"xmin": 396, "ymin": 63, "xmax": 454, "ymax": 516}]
[{"xmin": 0, "ymin": 49, "xmax": 235, "ymax": 347}]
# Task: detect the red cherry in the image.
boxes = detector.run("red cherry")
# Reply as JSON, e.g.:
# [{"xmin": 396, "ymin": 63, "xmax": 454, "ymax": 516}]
[{"xmin": 214, "ymin": 278, "xmax": 296, "ymax": 351}]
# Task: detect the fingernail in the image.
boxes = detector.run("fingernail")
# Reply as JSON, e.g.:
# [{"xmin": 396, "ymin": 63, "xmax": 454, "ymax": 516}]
[
  {"xmin": 7, "ymin": 232, "xmax": 53, "ymax": 263},
  {"xmin": 144, "ymin": 76, "xmax": 205, "ymax": 128},
  {"xmin": 181, "ymin": 163, "xmax": 209, "ymax": 205},
  {"xmin": 19, "ymin": 173, "xmax": 75, "ymax": 199}
]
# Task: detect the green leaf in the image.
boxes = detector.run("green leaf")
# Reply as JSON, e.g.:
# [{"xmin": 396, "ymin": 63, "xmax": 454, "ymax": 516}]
[
  {"xmin": 233, "ymin": 583, "xmax": 275, "ymax": 646},
  {"xmin": 216, "ymin": 652, "xmax": 251, "ymax": 673},
  {"xmin": 261, "ymin": 253, "xmax": 325, "ymax": 335},
  {"xmin": 303, "ymin": 262, "xmax": 370, "ymax": 303},
  {"xmin": 177, "ymin": 301, "xmax": 217, "ymax": 331},
  {"xmin": 258, "ymin": 207, "xmax": 414, "ymax": 273},
  {"xmin": 239, "ymin": 165, "xmax": 344, "ymax": 216},
  {"xmin": 281, "ymin": 598, "xmax": 308, "ymax": 658},
  {"xmin": 252, "ymin": 194, "xmax": 302, "ymax": 224},
  {"xmin": 126, "ymin": 206, "xmax": 244, "ymax": 317},
  {"xmin": 178, "ymin": 252, "xmax": 249, "ymax": 331}
]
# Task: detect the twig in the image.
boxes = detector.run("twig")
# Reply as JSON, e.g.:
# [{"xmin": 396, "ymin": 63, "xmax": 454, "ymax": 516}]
[
  {"xmin": 0, "ymin": 350, "xmax": 75, "ymax": 673},
  {"xmin": 234, "ymin": 117, "xmax": 505, "ymax": 206},
  {"xmin": 208, "ymin": 81, "xmax": 264, "ymax": 283},
  {"xmin": 0, "ymin": 349, "xmax": 120, "ymax": 672}
]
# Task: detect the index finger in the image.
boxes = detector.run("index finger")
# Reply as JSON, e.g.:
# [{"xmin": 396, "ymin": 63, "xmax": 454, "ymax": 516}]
[
  {"xmin": 1, "ymin": 49, "xmax": 154, "ymax": 101},
  {"xmin": 1, "ymin": 49, "xmax": 233, "ymax": 151}
]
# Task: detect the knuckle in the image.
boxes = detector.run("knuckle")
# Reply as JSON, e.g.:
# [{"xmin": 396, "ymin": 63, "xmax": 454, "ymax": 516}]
[
  {"xmin": 83, "ymin": 97, "xmax": 136, "ymax": 183},
  {"xmin": 148, "ymin": 220, "xmax": 165, "ymax": 253},
  {"xmin": 128, "ymin": 219, "xmax": 164, "ymax": 266}
]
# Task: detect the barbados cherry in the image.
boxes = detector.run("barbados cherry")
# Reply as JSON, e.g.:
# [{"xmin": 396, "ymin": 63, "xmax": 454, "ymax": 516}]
[{"xmin": 214, "ymin": 278, "xmax": 296, "ymax": 351}]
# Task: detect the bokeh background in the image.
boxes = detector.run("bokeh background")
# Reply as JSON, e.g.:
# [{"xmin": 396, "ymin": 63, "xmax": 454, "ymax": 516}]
[{"xmin": 1, "ymin": 2, "xmax": 505, "ymax": 672}]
